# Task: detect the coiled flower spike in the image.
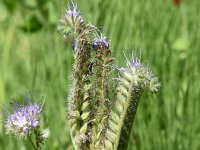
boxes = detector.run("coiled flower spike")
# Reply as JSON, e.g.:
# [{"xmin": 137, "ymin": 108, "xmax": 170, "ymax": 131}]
[
  {"xmin": 58, "ymin": 2, "xmax": 160, "ymax": 150},
  {"xmin": 119, "ymin": 52, "xmax": 160, "ymax": 93},
  {"xmin": 106, "ymin": 52, "xmax": 160, "ymax": 150}
]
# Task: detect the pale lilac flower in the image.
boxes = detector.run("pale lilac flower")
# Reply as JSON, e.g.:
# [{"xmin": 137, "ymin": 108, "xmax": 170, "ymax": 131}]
[
  {"xmin": 3, "ymin": 100, "xmax": 43, "ymax": 138},
  {"xmin": 118, "ymin": 52, "xmax": 160, "ymax": 93},
  {"xmin": 58, "ymin": 2, "xmax": 96, "ymax": 39},
  {"xmin": 66, "ymin": 3, "xmax": 80, "ymax": 18},
  {"xmin": 64, "ymin": 1, "xmax": 84, "ymax": 24},
  {"xmin": 91, "ymin": 36, "xmax": 109, "ymax": 49}
]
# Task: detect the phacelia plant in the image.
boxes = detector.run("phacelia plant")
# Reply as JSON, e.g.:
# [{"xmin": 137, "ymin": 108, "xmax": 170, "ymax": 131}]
[
  {"xmin": 0, "ymin": 2, "xmax": 160, "ymax": 150},
  {"xmin": 1, "ymin": 94, "xmax": 45, "ymax": 150},
  {"xmin": 58, "ymin": 2, "xmax": 160, "ymax": 150}
]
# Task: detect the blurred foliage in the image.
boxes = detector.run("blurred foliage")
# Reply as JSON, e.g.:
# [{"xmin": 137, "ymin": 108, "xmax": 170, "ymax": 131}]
[
  {"xmin": 0, "ymin": 0, "xmax": 200, "ymax": 150},
  {"xmin": 1, "ymin": 0, "xmax": 57, "ymax": 32}
]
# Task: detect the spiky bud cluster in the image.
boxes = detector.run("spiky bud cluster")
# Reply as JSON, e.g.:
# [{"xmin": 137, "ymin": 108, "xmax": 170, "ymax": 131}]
[
  {"xmin": 118, "ymin": 54, "xmax": 160, "ymax": 94},
  {"xmin": 58, "ymin": 2, "xmax": 160, "ymax": 150},
  {"xmin": 58, "ymin": 2, "xmax": 95, "ymax": 39}
]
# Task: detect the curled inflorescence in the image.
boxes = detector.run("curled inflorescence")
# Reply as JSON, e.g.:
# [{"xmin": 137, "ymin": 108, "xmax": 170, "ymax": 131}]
[
  {"xmin": 58, "ymin": 2, "xmax": 160, "ymax": 150},
  {"xmin": 118, "ymin": 53, "xmax": 160, "ymax": 94}
]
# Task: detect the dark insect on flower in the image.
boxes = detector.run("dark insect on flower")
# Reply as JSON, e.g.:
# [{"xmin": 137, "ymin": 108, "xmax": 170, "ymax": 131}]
[
  {"xmin": 85, "ymin": 62, "xmax": 94, "ymax": 75},
  {"xmin": 2, "ymin": 96, "xmax": 44, "ymax": 139},
  {"xmin": 173, "ymin": 0, "xmax": 182, "ymax": 6},
  {"xmin": 71, "ymin": 40, "xmax": 76, "ymax": 51}
]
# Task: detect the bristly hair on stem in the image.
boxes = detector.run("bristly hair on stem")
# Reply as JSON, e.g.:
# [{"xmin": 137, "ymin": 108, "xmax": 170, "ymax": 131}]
[
  {"xmin": 106, "ymin": 51, "xmax": 160, "ymax": 150},
  {"xmin": 58, "ymin": 2, "xmax": 160, "ymax": 150}
]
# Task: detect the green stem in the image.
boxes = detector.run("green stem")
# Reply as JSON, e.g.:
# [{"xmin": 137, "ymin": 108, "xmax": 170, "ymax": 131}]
[
  {"xmin": 113, "ymin": 83, "xmax": 142, "ymax": 150},
  {"xmin": 117, "ymin": 90, "xmax": 142, "ymax": 150},
  {"xmin": 28, "ymin": 135, "xmax": 36, "ymax": 150}
]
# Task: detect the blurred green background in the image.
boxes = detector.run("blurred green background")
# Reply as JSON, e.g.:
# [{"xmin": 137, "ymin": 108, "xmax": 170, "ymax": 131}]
[{"xmin": 0, "ymin": 0, "xmax": 200, "ymax": 149}]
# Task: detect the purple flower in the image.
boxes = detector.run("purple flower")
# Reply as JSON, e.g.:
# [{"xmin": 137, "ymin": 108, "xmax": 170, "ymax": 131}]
[
  {"xmin": 91, "ymin": 36, "xmax": 109, "ymax": 49},
  {"xmin": 66, "ymin": 4, "xmax": 80, "ymax": 18},
  {"xmin": 4, "ymin": 100, "xmax": 43, "ymax": 138},
  {"xmin": 58, "ymin": 2, "xmax": 96, "ymax": 39},
  {"xmin": 118, "ymin": 52, "xmax": 160, "ymax": 93},
  {"xmin": 65, "ymin": 2, "xmax": 83, "ymax": 23}
]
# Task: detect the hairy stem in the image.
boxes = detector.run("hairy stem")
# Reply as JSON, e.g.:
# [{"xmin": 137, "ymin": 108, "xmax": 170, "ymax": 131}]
[
  {"xmin": 69, "ymin": 38, "xmax": 93, "ymax": 149},
  {"xmin": 116, "ymin": 89, "xmax": 142, "ymax": 150}
]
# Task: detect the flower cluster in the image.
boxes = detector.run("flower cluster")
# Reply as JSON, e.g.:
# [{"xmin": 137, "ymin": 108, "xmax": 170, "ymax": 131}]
[
  {"xmin": 118, "ymin": 53, "xmax": 160, "ymax": 93},
  {"xmin": 91, "ymin": 36, "xmax": 109, "ymax": 49},
  {"xmin": 58, "ymin": 2, "xmax": 95, "ymax": 39},
  {"xmin": 66, "ymin": 3, "xmax": 81, "ymax": 19},
  {"xmin": 4, "ymin": 102, "xmax": 43, "ymax": 138},
  {"xmin": 57, "ymin": 2, "xmax": 160, "ymax": 150}
]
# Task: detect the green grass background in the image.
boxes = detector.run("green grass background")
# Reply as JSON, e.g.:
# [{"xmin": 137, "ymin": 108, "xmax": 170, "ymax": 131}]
[{"xmin": 0, "ymin": 0, "xmax": 200, "ymax": 149}]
